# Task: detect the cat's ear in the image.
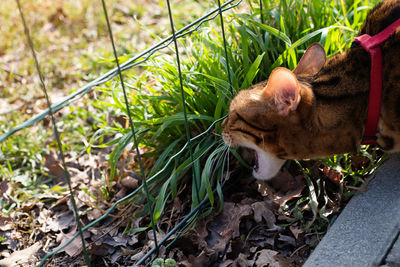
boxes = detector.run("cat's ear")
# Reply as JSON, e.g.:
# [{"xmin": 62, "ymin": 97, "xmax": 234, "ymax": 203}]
[
  {"xmin": 264, "ymin": 67, "xmax": 300, "ymax": 116},
  {"xmin": 293, "ymin": 43, "xmax": 326, "ymax": 75}
]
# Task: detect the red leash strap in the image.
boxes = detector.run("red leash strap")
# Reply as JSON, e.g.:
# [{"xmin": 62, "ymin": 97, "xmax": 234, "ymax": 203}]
[{"xmin": 354, "ymin": 18, "xmax": 400, "ymax": 145}]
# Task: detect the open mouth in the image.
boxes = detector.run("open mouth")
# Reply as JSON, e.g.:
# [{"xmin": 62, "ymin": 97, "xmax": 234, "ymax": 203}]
[
  {"xmin": 253, "ymin": 150, "xmax": 259, "ymax": 172},
  {"xmin": 250, "ymin": 148, "xmax": 286, "ymax": 180}
]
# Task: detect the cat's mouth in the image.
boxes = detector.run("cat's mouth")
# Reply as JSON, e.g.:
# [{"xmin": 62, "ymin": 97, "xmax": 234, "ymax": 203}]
[
  {"xmin": 251, "ymin": 149, "xmax": 286, "ymax": 180},
  {"xmin": 253, "ymin": 151, "xmax": 259, "ymax": 172}
]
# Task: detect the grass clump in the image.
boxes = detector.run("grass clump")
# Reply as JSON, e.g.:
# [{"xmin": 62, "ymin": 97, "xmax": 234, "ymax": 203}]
[{"xmin": 96, "ymin": 0, "xmax": 382, "ymax": 234}]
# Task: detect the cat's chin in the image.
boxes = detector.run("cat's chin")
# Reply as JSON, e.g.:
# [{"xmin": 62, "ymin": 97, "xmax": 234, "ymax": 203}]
[{"xmin": 252, "ymin": 149, "xmax": 286, "ymax": 181}]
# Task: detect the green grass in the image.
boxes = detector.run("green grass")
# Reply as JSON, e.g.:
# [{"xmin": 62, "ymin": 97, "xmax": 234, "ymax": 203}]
[
  {"xmin": 92, "ymin": 0, "xmax": 383, "ymax": 233},
  {"xmin": 0, "ymin": 0, "xmax": 384, "ymax": 247},
  {"xmin": 0, "ymin": 0, "xmax": 212, "ymax": 207}
]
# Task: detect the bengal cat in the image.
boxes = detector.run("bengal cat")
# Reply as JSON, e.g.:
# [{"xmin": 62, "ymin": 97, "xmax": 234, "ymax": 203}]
[{"xmin": 222, "ymin": 0, "xmax": 400, "ymax": 180}]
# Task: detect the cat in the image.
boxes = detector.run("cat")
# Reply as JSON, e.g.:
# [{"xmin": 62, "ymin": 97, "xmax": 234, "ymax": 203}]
[{"xmin": 222, "ymin": 0, "xmax": 400, "ymax": 180}]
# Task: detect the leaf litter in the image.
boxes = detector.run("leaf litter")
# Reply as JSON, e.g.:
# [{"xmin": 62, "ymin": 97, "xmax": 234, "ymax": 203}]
[{"xmin": 1, "ymin": 141, "xmax": 378, "ymax": 266}]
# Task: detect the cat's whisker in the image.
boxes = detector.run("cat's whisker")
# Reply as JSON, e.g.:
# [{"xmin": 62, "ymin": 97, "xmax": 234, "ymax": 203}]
[
  {"xmin": 220, "ymin": 140, "xmax": 232, "ymax": 149},
  {"xmin": 221, "ymin": 139, "xmax": 231, "ymax": 148},
  {"xmin": 223, "ymin": 145, "xmax": 231, "ymax": 180},
  {"xmin": 215, "ymin": 141, "xmax": 225, "ymax": 150},
  {"xmin": 215, "ymin": 140, "xmax": 225, "ymax": 149},
  {"xmin": 217, "ymin": 138, "xmax": 225, "ymax": 145},
  {"xmin": 213, "ymin": 132, "xmax": 222, "ymax": 137},
  {"xmin": 221, "ymin": 143, "xmax": 229, "ymax": 159}
]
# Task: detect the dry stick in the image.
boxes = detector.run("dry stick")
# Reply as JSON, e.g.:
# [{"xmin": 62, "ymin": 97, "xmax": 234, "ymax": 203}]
[
  {"xmin": 15, "ymin": 0, "xmax": 91, "ymax": 266},
  {"xmin": 290, "ymin": 244, "xmax": 308, "ymax": 257}
]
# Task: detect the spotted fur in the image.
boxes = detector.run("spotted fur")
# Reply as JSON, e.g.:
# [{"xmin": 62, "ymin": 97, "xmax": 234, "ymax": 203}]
[{"xmin": 222, "ymin": 0, "xmax": 400, "ymax": 180}]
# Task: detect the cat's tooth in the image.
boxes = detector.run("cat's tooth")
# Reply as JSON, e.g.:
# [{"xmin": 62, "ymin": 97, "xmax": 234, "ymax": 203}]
[
  {"xmin": 253, "ymin": 164, "xmax": 258, "ymax": 171},
  {"xmin": 254, "ymin": 151, "xmax": 259, "ymax": 171}
]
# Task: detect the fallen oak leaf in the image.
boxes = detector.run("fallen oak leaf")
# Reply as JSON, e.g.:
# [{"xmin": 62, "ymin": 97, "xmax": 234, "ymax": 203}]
[
  {"xmin": 206, "ymin": 202, "xmax": 252, "ymax": 248},
  {"xmin": 219, "ymin": 253, "xmax": 252, "ymax": 267},
  {"xmin": 182, "ymin": 202, "xmax": 252, "ymax": 265},
  {"xmin": 37, "ymin": 208, "xmax": 60, "ymax": 233},
  {"xmin": 254, "ymin": 249, "xmax": 281, "ymax": 267}
]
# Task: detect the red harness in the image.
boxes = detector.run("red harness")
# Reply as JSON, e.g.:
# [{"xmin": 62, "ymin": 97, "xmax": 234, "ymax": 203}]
[{"xmin": 353, "ymin": 18, "xmax": 400, "ymax": 145}]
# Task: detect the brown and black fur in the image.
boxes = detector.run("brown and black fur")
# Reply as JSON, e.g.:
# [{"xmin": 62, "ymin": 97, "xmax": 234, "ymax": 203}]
[{"xmin": 222, "ymin": 0, "xmax": 400, "ymax": 163}]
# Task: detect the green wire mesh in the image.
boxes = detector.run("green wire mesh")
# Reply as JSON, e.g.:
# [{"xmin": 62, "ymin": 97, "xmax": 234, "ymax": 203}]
[
  {"xmin": 8, "ymin": 0, "xmax": 246, "ymax": 265},
  {"xmin": 0, "ymin": 0, "xmax": 241, "ymax": 144},
  {"xmin": 15, "ymin": 0, "xmax": 91, "ymax": 266}
]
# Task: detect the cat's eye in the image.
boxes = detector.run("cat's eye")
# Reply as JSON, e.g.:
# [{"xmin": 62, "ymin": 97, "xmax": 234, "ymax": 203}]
[{"xmin": 236, "ymin": 112, "xmax": 276, "ymax": 133}]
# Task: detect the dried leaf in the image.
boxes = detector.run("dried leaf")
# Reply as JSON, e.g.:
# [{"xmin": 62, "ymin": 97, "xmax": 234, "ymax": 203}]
[
  {"xmin": 184, "ymin": 251, "xmax": 211, "ymax": 267},
  {"xmin": 55, "ymin": 228, "xmax": 90, "ymax": 257},
  {"xmin": 44, "ymin": 152, "xmax": 66, "ymax": 184},
  {"xmin": 207, "ymin": 202, "xmax": 252, "ymax": 252},
  {"xmin": 38, "ymin": 208, "xmax": 58, "ymax": 233},
  {"xmin": 350, "ymin": 155, "xmax": 371, "ymax": 169},
  {"xmin": 270, "ymin": 169, "xmax": 304, "ymax": 192},
  {"xmin": 289, "ymin": 225, "xmax": 304, "ymax": 239},
  {"xmin": 254, "ymin": 249, "xmax": 282, "ymax": 267},
  {"xmin": 218, "ymin": 259, "xmax": 234, "ymax": 267},
  {"xmin": 86, "ymin": 208, "xmax": 103, "ymax": 221},
  {"xmin": 0, "ymin": 242, "xmax": 41, "ymax": 267},
  {"xmin": 56, "ymin": 211, "xmax": 76, "ymax": 231},
  {"xmin": 256, "ymin": 171, "xmax": 305, "ymax": 207},
  {"xmin": 278, "ymin": 234, "xmax": 296, "ymax": 247},
  {"xmin": 222, "ymin": 202, "xmax": 252, "ymax": 238},
  {"xmin": 0, "ymin": 215, "xmax": 13, "ymax": 231},
  {"xmin": 251, "ymin": 202, "xmax": 277, "ymax": 229},
  {"xmin": 219, "ymin": 253, "xmax": 250, "ymax": 267}
]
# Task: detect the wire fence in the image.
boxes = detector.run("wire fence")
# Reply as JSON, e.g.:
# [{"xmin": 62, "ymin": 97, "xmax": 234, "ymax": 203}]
[
  {"xmin": 5, "ymin": 0, "xmax": 252, "ymax": 266},
  {"xmin": 3, "ymin": 1, "xmax": 389, "ymax": 265}
]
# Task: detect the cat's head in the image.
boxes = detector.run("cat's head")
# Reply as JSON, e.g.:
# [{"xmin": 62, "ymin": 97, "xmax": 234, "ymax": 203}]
[{"xmin": 222, "ymin": 44, "xmax": 326, "ymax": 180}]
